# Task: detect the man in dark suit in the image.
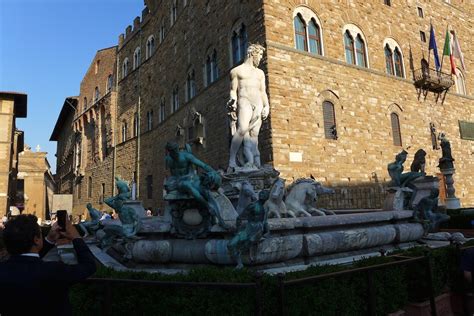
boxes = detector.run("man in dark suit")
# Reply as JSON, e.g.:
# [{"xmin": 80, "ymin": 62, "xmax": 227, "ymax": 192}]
[{"xmin": 0, "ymin": 214, "xmax": 96, "ymax": 316}]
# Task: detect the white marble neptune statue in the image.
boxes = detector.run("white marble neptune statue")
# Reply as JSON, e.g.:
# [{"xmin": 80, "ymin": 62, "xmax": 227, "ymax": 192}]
[{"xmin": 227, "ymin": 43, "xmax": 269, "ymax": 170}]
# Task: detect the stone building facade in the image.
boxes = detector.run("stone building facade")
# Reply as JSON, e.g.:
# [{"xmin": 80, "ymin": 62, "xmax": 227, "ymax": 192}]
[
  {"xmin": 50, "ymin": 97, "xmax": 78, "ymax": 195},
  {"xmin": 17, "ymin": 148, "xmax": 56, "ymax": 220},
  {"xmin": 0, "ymin": 92, "xmax": 26, "ymax": 215},
  {"xmin": 53, "ymin": 0, "xmax": 474, "ymax": 213},
  {"xmin": 52, "ymin": 47, "xmax": 118, "ymax": 216}
]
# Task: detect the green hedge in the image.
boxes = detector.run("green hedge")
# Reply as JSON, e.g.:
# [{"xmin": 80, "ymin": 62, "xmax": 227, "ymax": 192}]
[
  {"xmin": 440, "ymin": 209, "xmax": 474, "ymax": 229},
  {"xmin": 71, "ymin": 244, "xmax": 468, "ymax": 316}
]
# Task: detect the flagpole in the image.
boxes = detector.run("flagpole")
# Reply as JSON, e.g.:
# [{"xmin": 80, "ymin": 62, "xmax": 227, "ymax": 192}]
[
  {"xmin": 440, "ymin": 25, "xmax": 449, "ymax": 74},
  {"xmin": 427, "ymin": 21, "xmax": 432, "ymax": 70}
]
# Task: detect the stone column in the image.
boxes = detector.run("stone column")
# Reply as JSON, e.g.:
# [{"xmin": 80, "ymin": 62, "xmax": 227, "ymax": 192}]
[{"xmin": 440, "ymin": 168, "xmax": 461, "ymax": 209}]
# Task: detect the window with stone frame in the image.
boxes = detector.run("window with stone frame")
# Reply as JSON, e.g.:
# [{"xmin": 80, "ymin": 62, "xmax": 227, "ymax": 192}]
[
  {"xmin": 417, "ymin": 6, "xmax": 424, "ymax": 18},
  {"xmin": 385, "ymin": 45, "xmax": 394, "ymax": 75},
  {"xmin": 106, "ymin": 74, "xmax": 113, "ymax": 93},
  {"xmin": 293, "ymin": 7, "xmax": 324, "ymax": 56},
  {"xmin": 186, "ymin": 69, "xmax": 196, "ymax": 101},
  {"xmin": 160, "ymin": 21, "xmax": 166, "ymax": 43},
  {"xmin": 308, "ymin": 19, "xmax": 322, "ymax": 55},
  {"xmin": 83, "ymin": 97, "xmax": 88, "ymax": 111},
  {"xmin": 294, "ymin": 14, "xmax": 307, "ymax": 51},
  {"xmin": 231, "ymin": 23, "xmax": 248, "ymax": 66},
  {"xmin": 322, "ymin": 101, "xmax": 337, "ymax": 140},
  {"xmin": 419, "ymin": 31, "xmax": 426, "ymax": 43},
  {"xmin": 146, "ymin": 175, "xmax": 153, "ymax": 199},
  {"xmin": 343, "ymin": 26, "xmax": 368, "ymax": 68},
  {"xmin": 95, "ymin": 60, "xmax": 100, "ymax": 74},
  {"xmin": 391, "ymin": 112, "xmax": 402, "ymax": 146},
  {"xmin": 344, "ymin": 31, "xmax": 355, "ymax": 65},
  {"xmin": 94, "ymin": 87, "xmax": 100, "ymax": 103},
  {"xmin": 133, "ymin": 47, "xmax": 141, "ymax": 70},
  {"xmin": 172, "ymin": 86, "xmax": 179, "ymax": 113},
  {"xmin": 393, "ymin": 48, "xmax": 403, "ymax": 77},
  {"xmin": 122, "ymin": 58, "xmax": 129, "ymax": 79},
  {"xmin": 355, "ymin": 35, "xmax": 367, "ymax": 67},
  {"xmin": 384, "ymin": 40, "xmax": 404, "ymax": 78},
  {"xmin": 121, "ymin": 122, "xmax": 127, "ymax": 142},
  {"xmin": 384, "ymin": 0, "xmax": 391, "ymax": 6},
  {"xmin": 146, "ymin": 35, "xmax": 155, "ymax": 59},
  {"xmin": 133, "ymin": 112, "xmax": 139, "ymax": 137},
  {"xmin": 146, "ymin": 110, "xmax": 153, "ymax": 131},
  {"xmin": 205, "ymin": 50, "xmax": 219, "ymax": 86},
  {"xmin": 171, "ymin": 0, "xmax": 178, "ymax": 25},
  {"xmin": 159, "ymin": 98, "xmax": 166, "ymax": 123}
]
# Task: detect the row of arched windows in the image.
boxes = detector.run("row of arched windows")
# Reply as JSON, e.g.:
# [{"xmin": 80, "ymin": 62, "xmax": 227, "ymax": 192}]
[
  {"xmin": 121, "ymin": 20, "xmax": 248, "ymax": 82},
  {"xmin": 293, "ymin": 7, "xmax": 467, "ymax": 92}
]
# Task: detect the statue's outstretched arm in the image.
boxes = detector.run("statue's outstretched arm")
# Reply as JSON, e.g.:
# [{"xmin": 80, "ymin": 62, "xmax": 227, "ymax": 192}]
[{"xmin": 186, "ymin": 153, "xmax": 214, "ymax": 173}]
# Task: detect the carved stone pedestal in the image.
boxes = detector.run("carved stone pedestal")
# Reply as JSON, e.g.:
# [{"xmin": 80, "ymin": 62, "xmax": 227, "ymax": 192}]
[
  {"xmin": 409, "ymin": 176, "xmax": 439, "ymax": 208},
  {"xmin": 440, "ymin": 168, "xmax": 461, "ymax": 210},
  {"xmin": 383, "ymin": 187, "xmax": 413, "ymax": 211}
]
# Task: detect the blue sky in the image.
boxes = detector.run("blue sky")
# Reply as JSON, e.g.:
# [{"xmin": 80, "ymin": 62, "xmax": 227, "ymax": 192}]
[{"xmin": 0, "ymin": 0, "xmax": 144, "ymax": 171}]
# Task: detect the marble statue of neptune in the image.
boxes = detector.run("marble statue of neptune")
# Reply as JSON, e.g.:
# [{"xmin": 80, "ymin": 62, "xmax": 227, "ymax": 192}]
[{"xmin": 228, "ymin": 43, "xmax": 269, "ymax": 170}]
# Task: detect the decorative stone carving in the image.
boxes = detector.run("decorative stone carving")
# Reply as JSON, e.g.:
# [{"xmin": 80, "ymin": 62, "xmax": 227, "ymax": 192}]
[
  {"xmin": 285, "ymin": 178, "xmax": 335, "ymax": 216},
  {"xmin": 78, "ymin": 203, "xmax": 101, "ymax": 236},
  {"xmin": 163, "ymin": 142, "xmax": 230, "ymax": 239},
  {"xmin": 227, "ymin": 190, "xmax": 270, "ymax": 269},
  {"xmin": 265, "ymin": 178, "xmax": 291, "ymax": 218},
  {"xmin": 96, "ymin": 177, "xmax": 141, "ymax": 247},
  {"xmin": 414, "ymin": 188, "xmax": 450, "ymax": 233}
]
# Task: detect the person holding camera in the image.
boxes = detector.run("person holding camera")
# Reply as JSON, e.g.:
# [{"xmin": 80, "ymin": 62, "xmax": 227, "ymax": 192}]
[{"xmin": 0, "ymin": 214, "xmax": 96, "ymax": 316}]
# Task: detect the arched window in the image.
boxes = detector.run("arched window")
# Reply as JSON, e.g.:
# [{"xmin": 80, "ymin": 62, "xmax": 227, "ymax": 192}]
[
  {"xmin": 186, "ymin": 69, "xmax": 196, "ymax": 101},
  {"xmin": 385, "ymin": 45, "xmax": 394, "ymax": 75},
  {"xmin": 172, "ymin": 86, "xmax": 179, "ymax": 112},
  {"xmin": 322, "ymin": 101, "xmax": 337, "ymax": 140},
  {"xmin": 146, "ymin": 110, "xmax": 153, "ymax": 131},
  {"xmin": 94, "ymin": 87, "xmax": 100, "ymax": 103},
  {"xmin": 121, "ymin": 122, "xmax": 127, "ymax": 142},
  {"xmin": 88, "ymin": 176, "xmax": 92, "ymax": 198},
  {"xmin": 159, "ymin": 97, "xmax": 166, "ymax": 123},
  {"xmin": 355, "ymin": 35, "xmax": 367, "ymax": 68},
  {"xmin": 95, "ymin": 60, "xmax": 100, "ymax": 74},
  {"xmin": 133, "ymin": 47, "xmax": 141, "ymax": 70},
  {"xmin": 122, "ymin": 58, "xmax": 129, "ymax": 79},
  {"xmin": 231, "ymin": 23, "xmax": 248, "ymax": 66},
  {"xmin": 160, "ymin": 21, "xmax": 166, "ymax": 43},
  {"xmin": 146, "ymin": 36, "xmax": 155, "ymax": 59},
  {"xmin": 384, "ymin": 39, "xmax": 404, "ymax": 78},
  {"xmin": 344, "ymin": 25, "xmax": 368, "ymax": 68},
  {"xmin": 344, "ymin": 31, "xmax": 355, "ymax": 65},
  {"xmin": 171, "ymin": 0, "xmax": 177, "ymax": 25},
  {"xmin": 390, "ymin": 112, "xmax": 402, "ymax": 146},
  {"xmin": 393, "ymin": 48, "xmax": 403, "ymax": 77},
  {"xmin": 205, "ymin": 50, "xmax": 219, "ymax": 86},
  {"xmin": 133, "ymin": 112, "xmax": 139, "ymax": 137},
  {"xmin": 308, "ymin": 19, "xmax": 321, "ymax": 55},
  {"xmin": 83, "ymin": 97, "xmax": 87, "ymax": 111},
  {"xmin": 455, "ymin": 69, "xmax": 466, "ymax": 95},
  {"xmin": 106, "ymin": 74, "xmax": 113, "ymax": 93},
  {"xmin": 294, "ymin": 14, "xmax": 307, "ymax": 51}
]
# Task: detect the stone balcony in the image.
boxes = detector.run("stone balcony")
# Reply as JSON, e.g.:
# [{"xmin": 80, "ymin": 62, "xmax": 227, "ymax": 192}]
[{"xmin": 413, "ymin": 68, "xmax": 454, "ymax": 93}]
